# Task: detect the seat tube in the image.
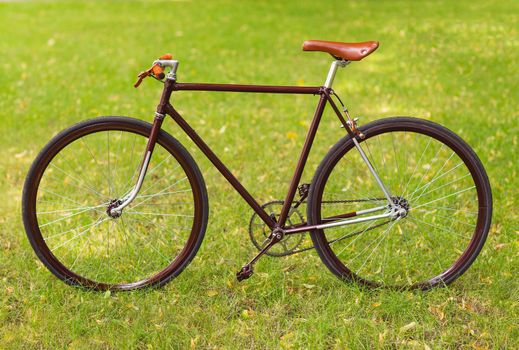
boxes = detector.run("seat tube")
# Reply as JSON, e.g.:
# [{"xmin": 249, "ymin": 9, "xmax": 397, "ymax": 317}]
[
  {"xmin": 277, "ymin": 92, "xmax": 328, "ymax": 227},
  {"xmin": 277, "ymin": 60, "xmax": 347, "ymax": 227}
]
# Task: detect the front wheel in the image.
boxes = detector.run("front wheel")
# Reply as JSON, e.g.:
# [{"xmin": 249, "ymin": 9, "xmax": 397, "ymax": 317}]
[
  {"xmin": 22, "ymin": 117, "xmax": 208, "ymax": 291},
  {"xmin": 307, "ymin": 117, "xmax": 492, "ymax": 290}
]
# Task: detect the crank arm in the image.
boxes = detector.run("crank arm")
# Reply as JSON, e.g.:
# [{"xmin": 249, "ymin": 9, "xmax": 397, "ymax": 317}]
[{"xmin": 237, "ymin": 230, "xmax": 283, "ymax": 281}]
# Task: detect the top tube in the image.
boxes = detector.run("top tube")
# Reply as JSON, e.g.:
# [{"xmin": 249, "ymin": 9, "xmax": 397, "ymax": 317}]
[{"xmin": 171, "ymin": 82, "xmax": 321, "ymax": 94}]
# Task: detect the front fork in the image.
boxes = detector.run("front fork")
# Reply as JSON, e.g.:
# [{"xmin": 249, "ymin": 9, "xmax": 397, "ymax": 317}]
[
  {"xmin": 108, "ymin": 112, "xmax": 165, "ymax": 217},
  {"xmin": 109, "ymin": 78, "xmax": 175, "ymax": 216}
]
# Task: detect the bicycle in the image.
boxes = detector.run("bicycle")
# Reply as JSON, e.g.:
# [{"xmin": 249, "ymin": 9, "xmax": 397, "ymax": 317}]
[{"xmin": 22, "ymin": 40, "xmax": 492, "ymax": 291}]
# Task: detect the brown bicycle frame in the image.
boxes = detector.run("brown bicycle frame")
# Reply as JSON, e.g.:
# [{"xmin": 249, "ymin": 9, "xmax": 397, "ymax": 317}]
[{"xmin": 149, "ymin": 78, "xmax": 361, "ymax": 234}]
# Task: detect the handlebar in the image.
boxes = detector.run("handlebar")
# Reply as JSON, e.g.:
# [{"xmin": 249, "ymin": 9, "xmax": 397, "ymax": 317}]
[{"xmin": 134, "ymin": 53, "xmax": 179, "ymax": 88}]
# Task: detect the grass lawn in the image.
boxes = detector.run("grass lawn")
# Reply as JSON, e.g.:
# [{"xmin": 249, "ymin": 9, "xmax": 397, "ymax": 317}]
[{"xmin": 0, "ymin": 0, "xmax": 517, "ymax": 348}]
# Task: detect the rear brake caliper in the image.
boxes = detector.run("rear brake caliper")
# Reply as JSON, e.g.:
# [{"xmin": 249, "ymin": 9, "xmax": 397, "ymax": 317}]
[
  {"xmin": 346, "ymin": 117, "xmax": 365, "ymax": 139},
  {"xmin": 332, "ymin": 90, "xmax": 366, "ymax": 139}
]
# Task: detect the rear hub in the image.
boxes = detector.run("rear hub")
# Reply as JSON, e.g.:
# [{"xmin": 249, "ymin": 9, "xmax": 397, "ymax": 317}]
[{"xmin": 390, "ymin": 196, "xmax": 410, "ymax": 218}]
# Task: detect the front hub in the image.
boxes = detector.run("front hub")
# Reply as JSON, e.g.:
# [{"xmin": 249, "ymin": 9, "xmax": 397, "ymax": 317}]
[{"xmin": 106, "ymin": 199, "xmax": 123, "ymax": 219}]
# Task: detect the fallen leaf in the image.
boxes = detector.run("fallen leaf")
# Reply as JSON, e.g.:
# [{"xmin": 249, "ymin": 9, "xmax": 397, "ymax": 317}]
[
  {"xmin": 15, "ymin": 150, "xmax": 28, "ymax": 158},
  {"xmin": 206, "ymin": 290, "xmax": 218, "ymax": 297},
  {"xmin": 399, "ymin": 321, "xmax": 417, "ymax": 333},
  {"xmin": 286, "ymin": 131, "xmax": 297, "ymax": 140},
  {"xmin": 494, "ymin": 243, "xmax": 507, "ymax": 250},
  {"xmin": 428, "ymin": 306, "xmax": 445, "ymax": 321}
]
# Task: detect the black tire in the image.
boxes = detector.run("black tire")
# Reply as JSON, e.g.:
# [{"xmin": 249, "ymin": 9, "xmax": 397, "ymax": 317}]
[
  {"xmin": 307, "ymin": 117, "xmax": 492, "ymax": 290},
  {"xmin": 22, "ymin": 117, "xmax": 208, "ymax": 291}
]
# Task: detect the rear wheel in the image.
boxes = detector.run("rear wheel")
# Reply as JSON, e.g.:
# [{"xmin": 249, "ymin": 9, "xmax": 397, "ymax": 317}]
[
  {"xmin": 307, "ymin": 117, "xmax": 492, "ymax": 289},
  {"xmin": 22, "ymin": 117, "xmax": 208, "ymax": 291}
]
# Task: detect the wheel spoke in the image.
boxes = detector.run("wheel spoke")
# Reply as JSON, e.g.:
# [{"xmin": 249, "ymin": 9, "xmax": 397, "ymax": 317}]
[
  {"xmin": 44, "ymin": 217, "xmax": 110, "ymax": 241},
  {"xmin": 131, "ymin": 178, "xmax": 189, "ymax": 208},
  {"xmin": 413, "ymin": 204, "xmax": 478, "ymax": 215},
  {"xmin": 409, "ymin": 161, "xmax": 464, "ymax": 201},
  {"xmin": 407, "ymin": 216, "xmax": 471, "ymax": 240},
  {"xmin": 133, "ymin": 189, "xmax": 192, "ymax": 201},
  {"xmin": 78, "ymin": 137, "xmax": 113, "ymax": 197},
  {"xmin": 347, "ymin": 221, "xmax": 395, "ymax": 267},
  {"xmin": 39, "ymin": 206, "xmax": 103, "ymax": 228},
  {"xmin": 407, "ymin": 144, "xmax": 445, "ymax": 199},
  {"xmin": 49, "ymin": 163, "xmax": 109, "ymax": 200},
  {"xmin": 355, "ymin": 221, "xmax": 397, "ymax": 275},
  {"xmin": 402, "ymin": 137, "xmax": 432, "ymax": 198},
  {"xmin": 412, "ymin": 186, "xmax": 476, "ymax": 210},
  {"xmin": 334, "ymin": 220, "xmax": 378, "ymax": 258},
  {"xmin": 38, "ymin": 203, "xmax": 107, "ymax": 215},
  {"xmin": 411, "ymin": 172, "xmax": 471, "ymax": 203},
  {"xmin": 125, "ymin": 211, "xmax": 194, "ymax": 218},
  {"xmin": 134, "ymin": 163, "xmax": 181, "ymax": 198},
  {"xmin": 414, "ymin": 208, "xmax": 476, "ymax": 227},
  {"xmin": 50, "ymin": 216, "xmax": 108, "ymax": 252},
  {"xmin": 107, "ymin": 130, "xmax": 114, "ymax": 197}
]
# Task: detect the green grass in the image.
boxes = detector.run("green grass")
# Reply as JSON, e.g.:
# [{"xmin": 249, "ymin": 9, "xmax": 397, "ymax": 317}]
[{"xmin": 0, "ymin": 0, "xmax": 518, "ymax": 348}]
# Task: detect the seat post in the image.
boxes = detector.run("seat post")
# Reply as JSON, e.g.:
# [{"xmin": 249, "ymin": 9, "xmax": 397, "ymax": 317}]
[{"xmin": 323, "ymin": 59, "xmax": 349, "ymax": 88}]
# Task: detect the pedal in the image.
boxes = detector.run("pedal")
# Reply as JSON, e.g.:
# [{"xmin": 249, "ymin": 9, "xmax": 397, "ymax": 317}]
[{"xmin": 236, "ymin": 263, "xmax": 254, "ymax": 282}]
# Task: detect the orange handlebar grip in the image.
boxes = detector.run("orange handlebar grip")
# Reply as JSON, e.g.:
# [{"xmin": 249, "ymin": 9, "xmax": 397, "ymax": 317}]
[
  {"xmin": 151, "ymin": 64, "xmax": 165, "ymax": 79},
  {"xmin": 151, "ymin": 64, "xmax": 164, "ymax": 76},
  {"xmin": 159, "ymin": 53, "xmax": 172, "ymax": 60}
]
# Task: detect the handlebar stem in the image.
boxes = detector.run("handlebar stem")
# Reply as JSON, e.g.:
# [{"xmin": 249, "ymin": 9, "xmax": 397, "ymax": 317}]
[{"xmin": 154, "ymin": 59, "xmax": 180, "ymax": 81}]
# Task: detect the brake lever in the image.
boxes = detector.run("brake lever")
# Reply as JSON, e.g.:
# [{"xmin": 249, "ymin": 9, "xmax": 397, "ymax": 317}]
[
  {"xmin": 134, "ymin": 65, "xmax": 166, "ymax": 88},
  {"xmin": 134, "ymin": 68, "xmax": 152, "ymax": 88}
]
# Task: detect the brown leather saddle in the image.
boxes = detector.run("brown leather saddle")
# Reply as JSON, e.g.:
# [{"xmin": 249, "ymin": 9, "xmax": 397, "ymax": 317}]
[{"xmin": 302, "ymin": 40, "xmax": 379, "ymax": 61}]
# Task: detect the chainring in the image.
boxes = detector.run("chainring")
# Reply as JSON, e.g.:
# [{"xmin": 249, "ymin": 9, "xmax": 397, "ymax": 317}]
[{"xmin": 248, "ymin": 201, "xmax": 305, "ymax": 257}]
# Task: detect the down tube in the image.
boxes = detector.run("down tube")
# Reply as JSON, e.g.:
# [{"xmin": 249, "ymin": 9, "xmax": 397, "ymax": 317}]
[
  {"xmin": 164, "ymin": 104, "xmax": 277, "ymax": 229},
  {"xmin": 276, "ymin": 92, "xmax": 328, "ymax": 227}
]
